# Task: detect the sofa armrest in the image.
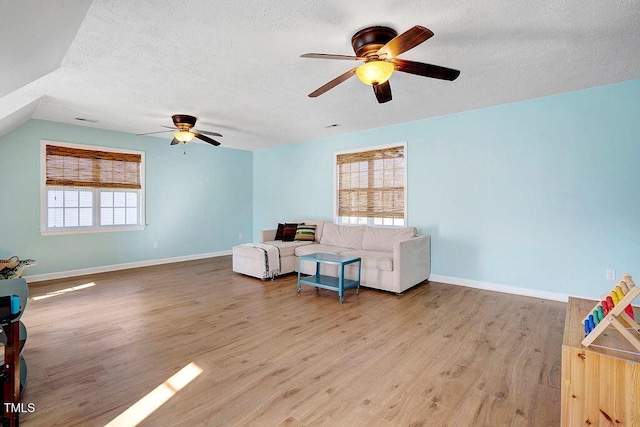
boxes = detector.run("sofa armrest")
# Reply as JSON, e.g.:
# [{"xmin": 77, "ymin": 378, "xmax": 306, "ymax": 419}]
[
  {"xmin": 261, "ymin": 229, "xmax": 277, "ymax": 242},
  {"xmin": 393, "ymin": 235, "xmax": 431, "ymax": 293}
]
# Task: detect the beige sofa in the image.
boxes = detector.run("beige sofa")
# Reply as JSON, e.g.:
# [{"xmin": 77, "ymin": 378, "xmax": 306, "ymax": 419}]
[{"xmin": 233, "ymin": 220, "xmax": 430, "ymax": 294}]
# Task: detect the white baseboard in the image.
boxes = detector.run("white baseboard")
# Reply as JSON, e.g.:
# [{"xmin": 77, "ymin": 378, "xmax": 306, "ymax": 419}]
[
  {"xmin": 24, "ymin": 250, "xmax": 232, "ymax": 283},
  {"xmin": 429, "ymin": 274, "xmax": 569, "ymax": 302}
]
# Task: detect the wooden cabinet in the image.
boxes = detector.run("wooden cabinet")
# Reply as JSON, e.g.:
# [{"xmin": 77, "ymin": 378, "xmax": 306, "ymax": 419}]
[{"xmin": 561, "ymin": 297, "xmax": 640, "ymax": 426}]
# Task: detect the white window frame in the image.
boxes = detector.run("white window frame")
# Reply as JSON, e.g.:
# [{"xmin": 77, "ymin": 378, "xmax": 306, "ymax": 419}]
[
  {"xmin": 40, "ymin": 140, "xmax": 146, "ymax": 235},
  {"xmin": 333, "ymin": 142, "xmax": 408, "ymax": 227}
]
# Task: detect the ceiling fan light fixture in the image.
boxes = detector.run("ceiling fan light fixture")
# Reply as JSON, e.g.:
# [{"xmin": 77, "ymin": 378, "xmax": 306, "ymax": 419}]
[
  {"xmin": 174, "ymin": 131, "xmax": 195, "ymax": 143},
  {"xmin": 356, "ymin": 60, "xmax": 394, "ymax": 86}
]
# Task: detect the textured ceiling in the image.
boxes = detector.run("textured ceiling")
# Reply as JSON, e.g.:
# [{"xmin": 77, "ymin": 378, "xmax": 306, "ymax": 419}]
[
  {"xmin": 0, "ymin": 0, "xmax": 92, "ymax": 137},
  {"xmin": 0, "ymin": 0, "xmax": 92, "ymax": 98},
  {"xmin": 6, "ymin": 0, "xmax": 640, "ymax": 150}
]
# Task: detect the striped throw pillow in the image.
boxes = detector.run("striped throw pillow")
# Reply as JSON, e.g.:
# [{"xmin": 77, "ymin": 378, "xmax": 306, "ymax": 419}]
[{"xmin": 294, "ymin": 224, "xmax": 316, "ymax": 242}]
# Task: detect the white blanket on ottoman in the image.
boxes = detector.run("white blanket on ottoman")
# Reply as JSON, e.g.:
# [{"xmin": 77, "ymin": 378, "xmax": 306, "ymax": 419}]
[{"xmin": 241, "ymin": 243, "xmax": 281, "ymax": 279}]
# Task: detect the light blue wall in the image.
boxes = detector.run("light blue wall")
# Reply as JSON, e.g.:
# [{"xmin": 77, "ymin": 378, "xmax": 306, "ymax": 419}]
[
  {"xmin": 0, "ymin": 119, "xmax": 253, "ymax": 275},
  {"xmin": 254, "ymin": 79, "xmax": 640, "ymax": 298}
]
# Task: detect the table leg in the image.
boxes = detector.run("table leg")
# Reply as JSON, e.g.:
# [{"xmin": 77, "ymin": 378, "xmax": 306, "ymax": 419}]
[
  {"xmin": 315, "ymin": 261, "xmax": 321, "ymax": 293},
  {"xmin": 356, "ymin": 260, "xmax": 361, "ymax": 295},
  {"xmin": 296, "ymin": 260, "xmax": 301, "ymax": 293},
  {"xmin": 339, "ymin": 264, "xmax": 344, "ymax": 303}
]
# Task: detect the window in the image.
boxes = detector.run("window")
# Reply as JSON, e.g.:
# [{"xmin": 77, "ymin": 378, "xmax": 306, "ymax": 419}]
[
  {"xmin": 41, "ymin": 141, "xmax": 145, "ymax": 234},
  {"xmin": 335, "ymin": 143, "xmax": 406, "ymax": 227}
]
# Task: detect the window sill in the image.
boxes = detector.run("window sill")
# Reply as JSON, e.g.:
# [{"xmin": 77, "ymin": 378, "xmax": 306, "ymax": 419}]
[{"xmin": 41, "ymin": 225, "xmax": 146, "ymax": 236}]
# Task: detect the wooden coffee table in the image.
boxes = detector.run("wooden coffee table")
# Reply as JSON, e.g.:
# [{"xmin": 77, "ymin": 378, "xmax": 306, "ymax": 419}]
[{"xmin": 296, "ymin": 253, "xmax": 361, "ymax": 303}]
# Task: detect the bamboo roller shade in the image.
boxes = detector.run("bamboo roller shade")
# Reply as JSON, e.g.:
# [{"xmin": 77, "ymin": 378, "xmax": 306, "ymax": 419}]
[
  {"xmin": 337, "ymin": 146, "xmax": 404, "ymax": 218},
  {"xmin": 46, "ymin": 145, "xmax": 141, "ymax": 189}
]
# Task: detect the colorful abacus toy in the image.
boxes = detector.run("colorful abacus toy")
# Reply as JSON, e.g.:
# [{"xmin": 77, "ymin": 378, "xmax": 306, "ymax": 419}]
[{"xmin": 581, "ymin": 274, "xmax": 640, "ymax": 353}]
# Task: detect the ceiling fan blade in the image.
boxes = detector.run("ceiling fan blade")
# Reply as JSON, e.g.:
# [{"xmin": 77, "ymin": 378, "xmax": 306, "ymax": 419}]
[
  {"xmin": 308, "ymin": 67, "xmax": 358, "ymax": 97},
  {"xmin": 392, "ymin": 58, "xmax": 460, "ymax": 81},
  {"xmin": 194, "ymin": 133, "xmax": 221, "ymax": 146},
  {"xmin": 301, "ymin": 53, "xmax": 363, "ymax": 61},
  {"xmin": 170, "ymin": 138, "xmax": 180, "ymax": 145},
  {"xmin": 161, "ymin": 125, "xmax": 178, "ymax": 130},
  {"xmin": 137, "ymin": 129, "xmax": 173, "ymax": 136},
  {"xmin": 377, "ymin": 25, "xmax": 434, "ymax": 59},
  {"xmin": 372, "ymin": 81, "xmax": 392, "ymax": 104},
  {"xmin": 194, "ymin": 129, "xmax": 223, "ymax": 137}
]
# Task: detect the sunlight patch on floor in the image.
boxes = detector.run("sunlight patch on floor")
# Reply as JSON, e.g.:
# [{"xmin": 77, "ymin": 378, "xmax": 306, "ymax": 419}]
[
  {"xmin": 105, "ymin": 362, "xmax": 203, "ymax": 427},
  {"xmin": 31, "ymin": 282, "xmax": 96, "ymax": 300}
]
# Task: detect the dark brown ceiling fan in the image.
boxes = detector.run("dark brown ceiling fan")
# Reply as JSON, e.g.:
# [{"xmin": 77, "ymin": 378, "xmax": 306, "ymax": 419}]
[
  {"xmin": 301, "ymin": 25, "xmax": 460, "ymax": 103},
  {"xmin": 137, "ymin": 114, "xmax": 222, "ymax": 146}
]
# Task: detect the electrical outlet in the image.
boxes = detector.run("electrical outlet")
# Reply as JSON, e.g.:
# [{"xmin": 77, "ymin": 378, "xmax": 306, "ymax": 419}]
[
  {"xmin": 606, "ymin": 269, "xmax": 615, "ymax": 281},
  {"xmin": 239, "ymin": 234, "xmax": 243, "ymax": 241},
  {"xmin": 153, "ymin": 242, "xmax": 159, "ymax": 249}
]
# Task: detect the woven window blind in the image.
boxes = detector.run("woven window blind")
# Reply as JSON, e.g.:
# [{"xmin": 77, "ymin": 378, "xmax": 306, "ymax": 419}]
[
  {"xmin": 337, "ymin": 145, "xmax": 404, "ymax": 218},
  {"xmin": 46, "ymin": 145, "xmax": 141, "ymax": 189}
]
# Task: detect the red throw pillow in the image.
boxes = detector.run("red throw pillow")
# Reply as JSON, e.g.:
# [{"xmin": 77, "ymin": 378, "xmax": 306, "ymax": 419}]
[{"xmin": 282, "ymin": 223, "xmax": 301, "ymax": 241}]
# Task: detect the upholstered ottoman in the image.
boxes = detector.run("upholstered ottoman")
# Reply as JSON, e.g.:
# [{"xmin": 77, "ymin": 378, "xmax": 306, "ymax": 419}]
[{"xmin": 232, "ymin": 244, "xmax": 278, "ymax": 280}]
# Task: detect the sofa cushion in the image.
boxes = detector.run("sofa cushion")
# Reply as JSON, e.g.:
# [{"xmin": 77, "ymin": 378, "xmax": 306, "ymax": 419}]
[
  {"xmin": 341, "ymin": 250, "xmax": 394, "ymax": 272},
  {"xmin": 320, "ymin": 223, "xmax": 365, "ymax": 250},
  {"xmin": 294, "ymin": 220, "xmax": 325, "ymax": 243},
  {"xmin": 294, "ymin": 224, "xmax": 316, "ymax": 242},
  {"xmin": 233, "ymin": 244, "xmax": 265, "ymax": 260},
  {"xmin": 264, "ymin": 240, "xmax": 314, "ymax": 257},
  {"xmin": 361, "ymin": 226, "xmax": 417, "ymax": 252},
  {"xmin": 294, "ymin": 244, "xmax": 350, "ymax": 257}
]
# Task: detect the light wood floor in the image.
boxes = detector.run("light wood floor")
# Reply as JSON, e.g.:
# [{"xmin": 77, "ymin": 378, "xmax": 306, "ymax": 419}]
[{"xmin": 17, "ymin": 256, "xmax": 566, "ymax": 426}]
